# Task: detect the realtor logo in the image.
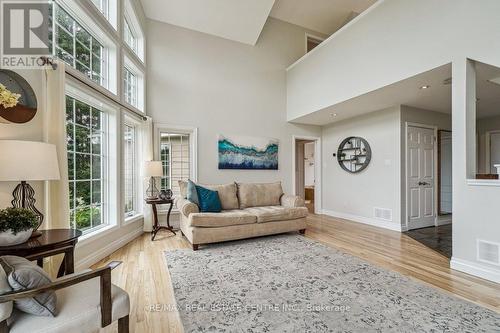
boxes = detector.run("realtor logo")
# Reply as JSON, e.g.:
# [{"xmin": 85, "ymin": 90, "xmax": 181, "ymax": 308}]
[{"xmin": 1, "ymin": 1, "xmax": 52, "ymax": 69}]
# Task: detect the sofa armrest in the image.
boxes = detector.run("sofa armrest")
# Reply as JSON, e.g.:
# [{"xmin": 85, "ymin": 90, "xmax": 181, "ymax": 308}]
[
  {"xmin": 280, "ymin": 194, "xmax": 305, "ymax": 208},
  {"xmin": 175, "ymin": 197, "xmax": 199, "ymax": 217}
]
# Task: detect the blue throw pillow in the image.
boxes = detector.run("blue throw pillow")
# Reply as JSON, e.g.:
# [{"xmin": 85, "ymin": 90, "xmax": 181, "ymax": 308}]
[
  {"xmin": 195, "ymin": 185, "xmax": 222, "ymax": 213},
  {"xmin": 186, "ymin": 179, "xmax": 199, "ymax": 206}
]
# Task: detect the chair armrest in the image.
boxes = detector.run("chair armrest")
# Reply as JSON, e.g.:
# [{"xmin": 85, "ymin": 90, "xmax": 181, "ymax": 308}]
[
  {"xmin": 280, "ymin": 194, "xmax": 305, "ymax": 208},
  {"xmin": 0, "ymin": 261, "xmax": 122, "ymax": 328},
  {"xmin": 176, "ymin": 197, "xmax": 199, "ymax": 217}
]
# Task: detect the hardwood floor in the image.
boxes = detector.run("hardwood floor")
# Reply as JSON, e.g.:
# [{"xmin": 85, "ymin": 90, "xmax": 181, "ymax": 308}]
[{"xmin": 94, "ymin": 214, "xmax": 500, "ymax": 333}]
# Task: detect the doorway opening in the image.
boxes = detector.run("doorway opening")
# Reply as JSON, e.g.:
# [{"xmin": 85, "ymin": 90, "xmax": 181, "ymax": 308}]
[
  {"xmin": 293, "ymin": 136, "xmax": 321, "ymax": 214},
  {"xmin": 404, "ymin": 123, "xmax": 453, "ymax": 259}
]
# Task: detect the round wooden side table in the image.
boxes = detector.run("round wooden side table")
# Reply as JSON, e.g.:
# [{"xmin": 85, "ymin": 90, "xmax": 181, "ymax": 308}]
[{"xmin": 0, "ymin": 229, "xmax": 82, "ymax": 277}]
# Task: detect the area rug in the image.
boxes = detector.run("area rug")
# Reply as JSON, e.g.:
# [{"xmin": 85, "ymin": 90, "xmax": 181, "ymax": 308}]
[{"xmin": 164, "ymin": 234, "xmax": 500, "ymax": 332}]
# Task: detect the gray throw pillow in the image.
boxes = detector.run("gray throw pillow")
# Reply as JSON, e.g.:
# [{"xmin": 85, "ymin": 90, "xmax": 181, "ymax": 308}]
[
  {"xmin": 0, "ymin": 264, "xmax": 13, "ymax": 322},
  {"xmin": 0, "ymin": 256, "xmax": 56, "ymax": 317},
  {"xmin": 187, "ymin": 179, "xmax": 200, "ymax": 206}
]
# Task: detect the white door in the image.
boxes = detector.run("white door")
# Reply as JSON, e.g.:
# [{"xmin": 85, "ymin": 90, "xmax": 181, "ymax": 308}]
[
  {"xmin": 490, "ymin": 133, "xmax": 500, "ymax": 174},
  {"xmin": 407, "ymin": 126, "xmax": 435, "ymax": 230}
]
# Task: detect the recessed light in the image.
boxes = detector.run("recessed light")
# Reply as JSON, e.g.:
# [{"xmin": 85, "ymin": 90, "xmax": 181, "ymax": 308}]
[{"xmin": 420, "ymin": 85, "xmax": 430, "ymax": 90}]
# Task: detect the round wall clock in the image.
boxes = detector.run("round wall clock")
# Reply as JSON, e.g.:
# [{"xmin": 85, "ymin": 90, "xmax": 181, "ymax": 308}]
[
  {"xmin": 337, "ymin": 137, "xmax": 371, "ymax": 173},
  {"xmin": 0, "ymin": 70, "xmax": 38, "ymax": 124}
]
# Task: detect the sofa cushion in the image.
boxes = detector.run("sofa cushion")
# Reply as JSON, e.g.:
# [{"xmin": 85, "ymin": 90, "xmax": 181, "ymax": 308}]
[
  {"xmin": 179, "ymin": 180, "xmax": 188, "ymax": 198},
  {"xmin": 202, "ymin": 183, "xmax": 239, "ymax": 210},
  {"xmin": 196, "ymin": 185, "xmax": 222, "ymax": 213},
  {"xmin": 243, "ymin": 206, "xmax": 308, "ymax": 223},
  {"xmin": 179, "ymin": 181, "xmax": 239, "ymax": 210},
  {"xmin": 8, "ymin": 277, "xmax": 129, "ymax": 333},
  {"xmin": 0, "ymin": 256, "xmax": 56, "ymax": 317},
  {"xmin": 189, "ymin": 210, "xmax": 257, "ymax": 227},
  {"xmin": 237, "ymin": 182, "xmax": 283, "ymax": 209}
]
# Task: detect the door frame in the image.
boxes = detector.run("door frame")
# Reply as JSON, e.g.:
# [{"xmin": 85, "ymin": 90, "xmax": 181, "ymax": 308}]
[
  {"xmin": 292, "ymin": 135, "xmax": 322, "ymax": 214},
  {"xmin": 404, "ymin": 122, "xmax": 439, "ymax": 230},
  {"xmin": 485, "ymin": 130, "xmax": 500, "ymax": 174}
]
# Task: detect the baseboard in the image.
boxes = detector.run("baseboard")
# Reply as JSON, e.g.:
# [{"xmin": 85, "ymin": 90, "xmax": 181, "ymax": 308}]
[
  {"xmin": 450, "ymin": 257, "xmax": 500, "ymax": 284},
  {"xmin": 321, "ymin": 209, "xmax": 402, "ymax": 232},
  {"xmin": 436, "ymin": 216, "xmax": 452, "ymax": 226},
  {"xmin": 75, "ymin": 227, "xmax": 144, "ymax": 271}
]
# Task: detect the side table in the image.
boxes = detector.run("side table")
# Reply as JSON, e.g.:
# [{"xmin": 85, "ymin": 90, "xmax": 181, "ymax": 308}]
[
  {"xmin": 145, "ymin": 198, "xmax": 176, "ymax": 241},
  {"xmin": 0, "ymin": 229, "xmax": 82, "ymax": 278}
]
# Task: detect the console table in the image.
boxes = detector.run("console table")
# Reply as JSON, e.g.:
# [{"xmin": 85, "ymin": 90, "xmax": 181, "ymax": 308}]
[
  {"xmin": 0, "ymin": 229, "xmax": 82, "ymax": 278},
  {"xmin": 145, "ymin": 198, "xmax": 176, "ymax": 241}
]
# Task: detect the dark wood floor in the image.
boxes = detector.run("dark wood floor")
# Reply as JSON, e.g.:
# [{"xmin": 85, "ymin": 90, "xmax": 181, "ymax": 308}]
[{"xmin": 404, "ymin": 224, "xmax": 452, "ymax": 258}]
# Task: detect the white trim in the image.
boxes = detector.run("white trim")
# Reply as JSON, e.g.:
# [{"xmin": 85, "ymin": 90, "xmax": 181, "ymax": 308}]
[
  {"xmin": 450, "ymin": 257, "xmax": 500, "ymax": 284},
  {"xmin": 76, "ymin": 226, "xmax": 144, "ymax": 271},
  {"xmin": 322, "ymin": 209, "xmax": 402, "ymax": 232},
  {"xmin": 404, "ymin": 122, "xmax": 439, "ymax": 231},
  {"xmin": 304, "ymin": 33, "xmax": 325, "ymax": 54},
  {"xmin": 292, "ymin": 135, "xmax": 322, "ymax": 214},
  {"xmin": 436, "ymin": 214, "xmax": 452, "ymax": 226},
  {"xmin": 154, "ymin": 124, "xmax": 199, "ymax": 183},
  {"xmin": 466, "ymin": 179, "xmax": 500, "ymax": 187},
  {"xmin": 287, "ymin": 0, "xmax": 385, "ymax": 71},
  {"xmin": 484, "ymin": 130, "xmax": 500, "ymax": 174}
]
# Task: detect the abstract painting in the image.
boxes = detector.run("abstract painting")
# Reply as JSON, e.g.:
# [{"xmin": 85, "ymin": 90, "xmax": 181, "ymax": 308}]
[{"xmin": 218, "ymin": 135, "xmax": 279, "ymax": 170}]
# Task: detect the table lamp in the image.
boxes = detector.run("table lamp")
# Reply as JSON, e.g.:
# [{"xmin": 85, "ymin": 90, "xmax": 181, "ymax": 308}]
[
  {"xmin": 0, "ymin": 140, "xmax": 60, "ymax": 237},
  {"xmin": 144, "ymin": 161, "xmax": 163, "ymax": 199}
]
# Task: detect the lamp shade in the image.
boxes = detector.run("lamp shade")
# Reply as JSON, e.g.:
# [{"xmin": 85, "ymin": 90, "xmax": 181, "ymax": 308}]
[
  {"xmin": 143, "ymin": 161, "xmax": 163, "ymax": 177},
  {"xmin": 0, "ymin": 140, "xmax": 60, "ymax": 181}
]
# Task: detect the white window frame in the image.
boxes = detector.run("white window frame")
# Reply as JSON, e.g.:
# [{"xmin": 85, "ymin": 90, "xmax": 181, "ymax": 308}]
[
  {"xmin": 123, "ymin": 116, "xmax": 143, "ymax": 222},
  {"xmin": 124, "ymin": 18, "xmax": 137, "ymax": 55},
  {"xmin": 54, "ymin": 0, "xmax": 118, "ymax": 94},
  {"xmin": 154, "ymin": 125, "xmax": 198, "ymax": 213},
  {"xmin": 123, "ymin": 0, "xmax": 145, "ymax": 62},
  {"xmin": 65, "ymin": 82, "xmax": 120, "ymax": 236},
  {"xmin": 123, "ymin": 56, "xmax": 144, "ymax": 112}
]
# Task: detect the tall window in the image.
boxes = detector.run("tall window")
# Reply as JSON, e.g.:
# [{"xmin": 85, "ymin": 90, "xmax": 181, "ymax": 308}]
[
  {"xmin": 91, "ymin": 0, "xmax": 108, "ymax": 18},
  {"xmin": 160, "ymin": 133, "xmax": 191, "ymax": 196},
  {"xmin": 124, "ymin": 18, "xmax": 137, "ymax": 54},
  {"xmin": 53, "ymin": 5, "xmax": 106, "ymax": 87},
  {"xmin": 123, "ymin": 67, "xmax": 137, "ymax": 107},
  {"xmin": 123, "ymin": 124, "xmax": 136, "ymax": 217},
  {"xmin": 66, "ymin": 95, "xmax": 106, "ymax": 233}
]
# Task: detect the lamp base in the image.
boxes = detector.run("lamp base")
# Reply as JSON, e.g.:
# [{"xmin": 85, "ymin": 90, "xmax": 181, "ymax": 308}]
[
  {"xmin": 146, "ymin": 177, "xmax": 160, "ymax": 199},
  {"xmin": 12, "ymin": 181, "xmax": 44, "ymax": 233}
]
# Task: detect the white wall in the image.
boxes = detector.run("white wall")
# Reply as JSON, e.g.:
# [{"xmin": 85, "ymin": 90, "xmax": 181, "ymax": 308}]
[
  {"xmin": 287, "ymin": 0, "xmax": 500, "ymax": 121},
  {"xmin": 321, "ymin": 107, "xmax": 401, "ymax": 231},
  {"xmin": 286, "ymin": 0, "xmax": 500, "ymax": 283},
  {"xmin": 304, "ymin": 142, "xmax": 315, "ymax": 186},
  {"xmin": 147, "ymin": 17, "xmax": 322, "ymax": 193}
]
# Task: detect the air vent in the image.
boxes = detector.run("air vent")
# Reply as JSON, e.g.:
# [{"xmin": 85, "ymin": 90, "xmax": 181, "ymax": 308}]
[
  {"xmin": 477, "ymin": 240, "xmax": 500, "ymax": 266},
  {"xmin": 374, "ymin": 208, "xmax": 393, "ymax": 222}
]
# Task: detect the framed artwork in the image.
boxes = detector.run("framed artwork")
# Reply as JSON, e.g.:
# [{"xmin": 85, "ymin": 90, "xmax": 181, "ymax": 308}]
[{"xmin": 218, "ymin": 135, "xmax": 278, "ymax": 170}]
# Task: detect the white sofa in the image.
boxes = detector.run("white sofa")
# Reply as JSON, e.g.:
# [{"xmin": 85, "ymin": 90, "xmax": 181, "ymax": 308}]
[{"xmin": 176, "ymin": 181, "xmax": 308, "ymax": 250}]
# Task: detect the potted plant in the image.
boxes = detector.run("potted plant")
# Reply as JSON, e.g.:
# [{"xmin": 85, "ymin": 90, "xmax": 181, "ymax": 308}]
[{"xmin": 0, "ymin": 208, "xmax": 38, "ymax": 246}]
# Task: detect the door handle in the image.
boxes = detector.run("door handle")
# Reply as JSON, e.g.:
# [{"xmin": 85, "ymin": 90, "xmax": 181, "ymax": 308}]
[{"xmin": 418, "ymin": 182, "xmax": 430, "ymax": 186}]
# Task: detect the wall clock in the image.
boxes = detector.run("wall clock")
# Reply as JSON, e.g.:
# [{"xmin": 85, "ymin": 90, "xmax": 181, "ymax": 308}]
[
  {"xmin": 0, "ymin": 70, "xmax": 38, "ymax": 124},
  {"xmin": 337, "ymin": 137, "xmax": 371, "ymax": 173}
]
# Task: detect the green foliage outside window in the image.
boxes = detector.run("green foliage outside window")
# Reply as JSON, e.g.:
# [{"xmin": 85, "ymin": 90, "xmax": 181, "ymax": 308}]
[{"xmin": 66, "ymin": 95, "xmax": 105, "ymax": 232}]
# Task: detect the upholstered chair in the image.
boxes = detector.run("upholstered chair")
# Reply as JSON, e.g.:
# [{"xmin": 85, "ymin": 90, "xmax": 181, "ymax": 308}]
[{"xmin": 0, "ymin": 259, "xmax": 130, "ymax": 333}]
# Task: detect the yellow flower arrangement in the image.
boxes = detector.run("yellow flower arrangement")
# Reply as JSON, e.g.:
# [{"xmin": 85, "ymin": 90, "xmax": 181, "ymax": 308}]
[{"xmin": 0, "ymin": 83, "xmax": 21, "ymax": 108}]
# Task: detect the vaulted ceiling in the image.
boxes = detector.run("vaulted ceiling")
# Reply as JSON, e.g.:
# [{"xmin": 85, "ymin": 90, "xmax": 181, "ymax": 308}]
[{"xmin": 139, "ymin": 0, "xmax": 377, "ymax": 45}]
